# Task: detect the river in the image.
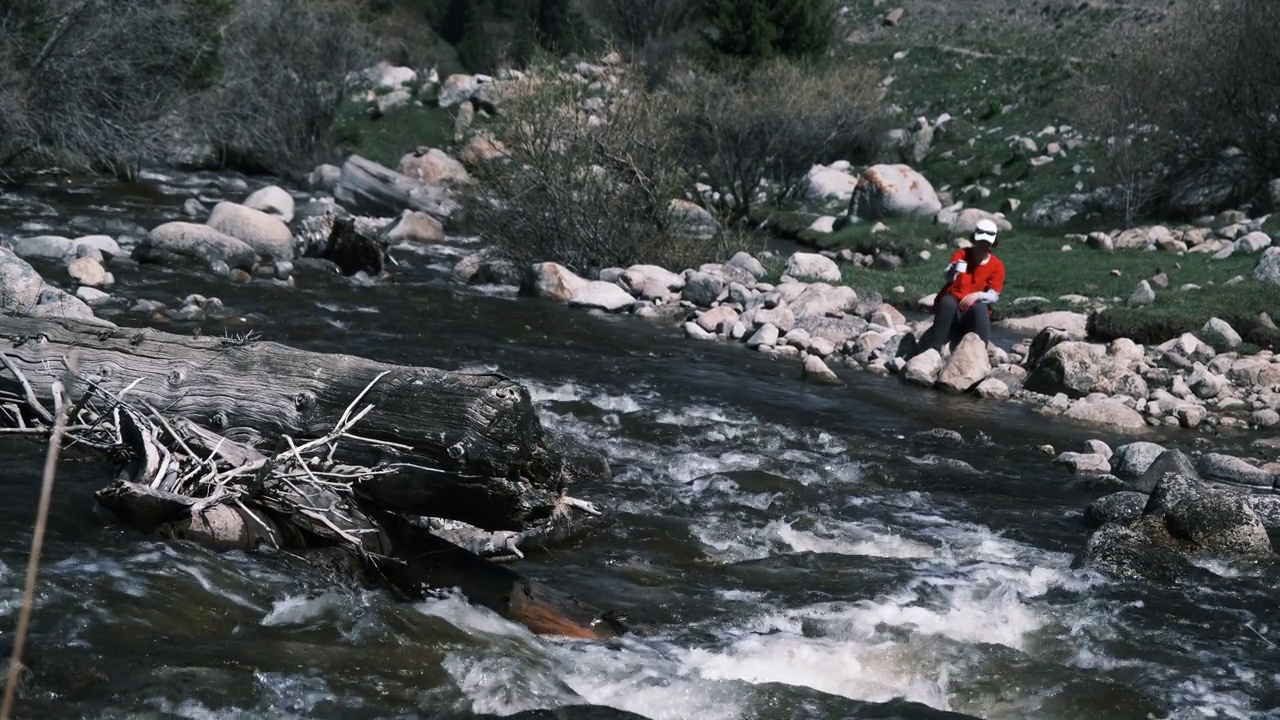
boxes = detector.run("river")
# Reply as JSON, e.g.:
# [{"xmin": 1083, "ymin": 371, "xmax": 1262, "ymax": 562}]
[{"xmin": 0, "ymin": 170, "xmax": 1278, "ymax": 719}]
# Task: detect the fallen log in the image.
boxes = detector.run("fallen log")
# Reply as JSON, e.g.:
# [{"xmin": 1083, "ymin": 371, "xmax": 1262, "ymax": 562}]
[
  {"xmin": 0, "ymin": 316, "xmax": 565, "ymax": 531},
  {"xmin": 333, "ymin": 154, "xmax": 461, "ymax": 221},
  {"xmin": 0, "ymin": 341, "xmax": 620, "ymax": 640}
]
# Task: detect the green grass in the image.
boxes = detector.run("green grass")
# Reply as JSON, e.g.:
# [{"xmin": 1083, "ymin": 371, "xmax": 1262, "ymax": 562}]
[
  {"xmin": 802, "ymin": 217, "xmax": 944, "ymax": 261},
  {"xmin": 765, "ymin": 217, "xmax": 1280, "ymax": 348},
  {"xmin": 329, "ymin": 92, "xmax": 457, "ymax": 168}
]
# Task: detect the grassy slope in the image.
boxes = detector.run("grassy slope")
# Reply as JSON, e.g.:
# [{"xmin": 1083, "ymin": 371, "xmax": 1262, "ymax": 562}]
[
  {"xmin": 768, "ymin": 0, "xmax": 1280, "ymax": 347},
  {"xmin": 329, "ymin": 23, "xmax": 463, "ymax": 168}
]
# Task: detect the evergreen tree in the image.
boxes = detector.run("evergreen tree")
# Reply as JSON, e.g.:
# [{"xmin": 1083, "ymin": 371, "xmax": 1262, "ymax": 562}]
[
  {"xmin": 703, "ymin": 0, "xmax": 776, "ymax": 62},
  {"xmin": 438, "ymin": 0, "xmax": 473, "ymax": 45},
  {"xmin": 703, "ymin": 0, "xmax": 835, "ymax": 64},
  {"xmin": 453, "ymin": 1, "xmax": 493, "ymax": 72},
  {"xmin": 771, "ymin": 0, "xmax": 836, "ymax": 62}
]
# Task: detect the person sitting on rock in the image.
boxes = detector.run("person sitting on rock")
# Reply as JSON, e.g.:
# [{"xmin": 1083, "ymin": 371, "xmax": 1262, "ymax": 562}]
[{"xmin": 903, "ymin": 218, "xmax": 1005, "ymax": 359}]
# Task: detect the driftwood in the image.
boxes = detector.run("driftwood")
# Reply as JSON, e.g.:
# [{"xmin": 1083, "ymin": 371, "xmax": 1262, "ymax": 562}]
[
  {"xmin": 0, "ymin": 331, "xmax": 622, "ymax": 639},
  {"xmin": 0, "ymin": 316, "xmax": 564, "ymax": 531},
  {"xmin": 333, "ymin": 154, "xmax": 461, "ymax": 221}
]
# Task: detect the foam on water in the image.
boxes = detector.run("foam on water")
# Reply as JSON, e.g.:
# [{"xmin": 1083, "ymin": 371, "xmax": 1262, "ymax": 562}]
[
  {"xmin": 313, "ymin": 301, "xmax": 379, "ymax": 314},
  {"xmin": 416, "ymin": 590, "xmax": 539, "ymax": 641},
  {"xmin": 679, "ymin": 631, "xmax": 952, "ymax": 711},
  {"xmin": 261, "ymin": 591, "xmax": 361, "ymax": 627},
  {"xmin": 145, "ymin": 671, "xmax": 340, "ymax": 720},
  {"xmin": 525, "ymin": 379, "xmax": 650, "ymax": 414},
  {"xmin": 693, "ymin": 517, "xmax": 937, "ymax": 563}
]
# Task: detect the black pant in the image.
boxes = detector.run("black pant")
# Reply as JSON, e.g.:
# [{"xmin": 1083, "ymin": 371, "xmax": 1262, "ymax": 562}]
[{"xmin": 918, "ymin": 294, "xmax": 991, "ymax": 354}]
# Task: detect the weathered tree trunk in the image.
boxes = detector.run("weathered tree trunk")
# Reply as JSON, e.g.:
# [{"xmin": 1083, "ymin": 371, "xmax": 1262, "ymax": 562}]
[
  {"xmin": 0, "ymin": 316, "xmax": 566, "ymax": 530},
  {"xmin": 333, "ymin": 154, "xmax": 461, "ymax": 221}
]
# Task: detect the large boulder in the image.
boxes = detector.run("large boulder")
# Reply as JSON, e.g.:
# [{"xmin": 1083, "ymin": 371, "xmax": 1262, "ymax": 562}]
[
  {"xmin": 620, "ymin": 265, "xmax": 684, "ymax": 300},
  {"xmin": 1111, "ymin": 442, "xmax": 1168, "ymax": 479},
  {"xmin": 383, "ymin": 210, "xmax": 446, "ymax": 244},
  {"xmin": 999, "ymin": 311, "xmax": 1089, "ymax": 339},
  {"xmin": 397, "ymin": 147, "xmax": 471, "ymax": 186},
  {"xmin": 846, "ymin": 164, "xmax": 942, "ymax": 220},
  {"xmin": 1198, "ymin": 453, "xmax": 1275, "ymax": 488},
  {"xmin": 1255, "ymin": 247, "xmax": 1280, "ymax": 287},
  {"xmin": 569, "ymin": 281, "xmax": 636, "ymax": 313},
  {"xmin": 4, "ymin": 235, "xmax": 72, "ymax": 260},
  {"xmin": 789, "ymin": 283, "xmax": 858, "ymax": 319},
  {"xmin": 1164, "ymin": 490, "xmax": 1272, "ymax": 554},
  {"xmin": 1133, "ymin": 450, "xmax": 1201, "ymax": 494},
  {"xmin": 668, "ymin": 199, "xmax": 718, "ymax": 240},
  {"xmin": 1024, "ymin": 341, "xmax": 1102, "ymax": 398},
  {"xmin": 783, "ymin": 252, "xmax": 841, "ymax": 283},
  {"xmin": 30, "ymin": 283, "xmax": 106, "ymax": 325},
  {"xmin": 1074, "ymin": 514, "xmax": 1190, "ymax": 583},
  {"xmin": 205, "ymin": 202, "xmax": 294, "ymax": 261},
  {"xmin": 0, "ymin": 248, "xmax": 49, "ymax": 314},
  {"xmin": 1063, "ymin": 397, "xmax": 1147, "ymax": 431},
  {"xmin": 943, "ymin": 208, "xmax": 1013, "ymax": 237},
  {"xmin": 936, "ymin": 332, "xmax": 991, "ymax": 393},
  {"xmin": 136, "ymin": 222, "xmax": 257, "ymax": 271},
  {"xmin": 804, "ymin": 163, "xmax": 858, "ymax": 204},
  {"xmin": 1084, "ymin": 491, "xmax": 1148, "ymax": 528},
  {"xmin": 524, "ymin": 262, "xmax": 586, "ymax": 302},
  {"xmin": 242, "ymin": 185, "xmax": 295, "ymax": 223},
  {"xmin": 903, "ymin": 349, "xmax": 944, "ymax": 387}
]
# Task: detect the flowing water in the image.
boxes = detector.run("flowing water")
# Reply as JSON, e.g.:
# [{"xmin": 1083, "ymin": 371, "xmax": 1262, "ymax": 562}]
[{"xmin": 1, "ymin": 171, "xmax": 1279, "ymax": 719}]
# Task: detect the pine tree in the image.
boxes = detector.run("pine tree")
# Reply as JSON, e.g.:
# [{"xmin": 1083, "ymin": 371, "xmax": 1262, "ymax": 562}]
[
  {"xmin": 438, "ymin": 0, "xmax": 473, "ymax": 45},
  {"xmin": 771, "ymin": 0, "xmax": 836, "ymax": 62},
  {"xmin": 703, "ymin": 0, "xmax": 835, "ymax": 64},
  {"xmin": 703, "ymin": 0, "xmax": 777, "ymax": 62},
  {"xmin": 454, "ymin": 2, "xmax": 493, "ymax": 72}
]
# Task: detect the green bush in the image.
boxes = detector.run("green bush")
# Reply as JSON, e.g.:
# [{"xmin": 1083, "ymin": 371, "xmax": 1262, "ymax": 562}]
[{"xmin": 702, "ymin": 0, "xmax": 835, "ymax": 64}]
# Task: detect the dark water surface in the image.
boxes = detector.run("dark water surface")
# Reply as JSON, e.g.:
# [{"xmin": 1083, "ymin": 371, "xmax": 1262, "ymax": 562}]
[{"xmin": 1, "ymin": 172, "xmax": 1278, "ymax": 719}]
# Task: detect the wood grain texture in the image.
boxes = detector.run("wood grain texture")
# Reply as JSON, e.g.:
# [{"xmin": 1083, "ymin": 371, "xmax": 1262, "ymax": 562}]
[{"xmin": 0, "ymin": 316, "xmax": 565, "ymax": 530}]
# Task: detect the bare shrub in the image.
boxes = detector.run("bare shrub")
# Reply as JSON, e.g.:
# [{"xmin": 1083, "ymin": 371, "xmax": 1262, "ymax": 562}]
[
  {"xmin": 0, "ymin": 0, "xmax": 375, "ymax": 176},
  {"xmin": 589, "ymin": 0, "xmax": 698, "ymax": 48},
  {"xmin": 191, "ymin": 0, "xmax": 376, "ymax": 172},
  {"xmin": 0, "ymin": 1, "xmax": 223, "ymax": 174},
  {"xmin": 1085, "ymin": 0, "xmax": 1280, "ymax": 215},
  {"xmin": 469, "ymin": 63, "xmax": 730, "ymax": 275},
  {"xmin": 665, "ymin": 59, "xmax": 885, "ymax": 223}
]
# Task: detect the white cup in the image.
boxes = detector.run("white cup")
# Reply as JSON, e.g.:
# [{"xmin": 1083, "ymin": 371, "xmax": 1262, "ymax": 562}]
[{"xmin": 954, "ymin": 260, "xmax": 968, "ymax": 273}]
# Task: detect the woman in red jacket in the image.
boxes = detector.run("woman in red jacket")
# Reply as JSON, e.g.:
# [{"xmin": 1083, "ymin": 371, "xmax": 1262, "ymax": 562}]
[{"xmin": 907, "ymin": 218, "xmax": 1005, "ymax": 357}]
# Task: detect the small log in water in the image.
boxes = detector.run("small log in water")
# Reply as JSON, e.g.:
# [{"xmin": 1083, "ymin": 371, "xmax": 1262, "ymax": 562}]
[
  {"xmin": 371, "ymin": 511, "xmax": 627, "ymax": 639},
  {"xmin": 0, "ymin": 316, "xmax": 563, "ymax": 531}
]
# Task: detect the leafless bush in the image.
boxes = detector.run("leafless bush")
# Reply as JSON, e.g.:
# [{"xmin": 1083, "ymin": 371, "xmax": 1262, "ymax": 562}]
[
  {"xmin": 192, "ymin": 0, "xmax": 376, "ymax": 171},
  {"xmin": 665, "ymin": 59, "xmax": 885, "ymax": 223},
  {"xmin": 470, "ymin": 64, "xmax": 730, "ymax": 275},
  {"xmin": 589, "ymin": 0, "xmax": 697, "ymax": 48},
  {"xmin": 0, "ymin": 0, "xmax": 374, "ymax": 176},
  {"xmin": 1085, "ymin": 0, "xmax": 1280, "ymax": 215},
  {"xmin": 0, "ymin": 0, "xmax": 221, "ymax": 174}
]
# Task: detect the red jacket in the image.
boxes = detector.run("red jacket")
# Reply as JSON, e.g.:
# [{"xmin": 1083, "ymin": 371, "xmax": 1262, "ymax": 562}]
[{"xmin": 938, "ymin": 249, "xmax": 1005, "ymax": 307}]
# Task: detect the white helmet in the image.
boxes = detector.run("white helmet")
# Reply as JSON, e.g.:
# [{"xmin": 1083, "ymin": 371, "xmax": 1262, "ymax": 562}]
[{"xmin": 974, "ymin": 218, "xmax": 999, "ymax": 244}]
